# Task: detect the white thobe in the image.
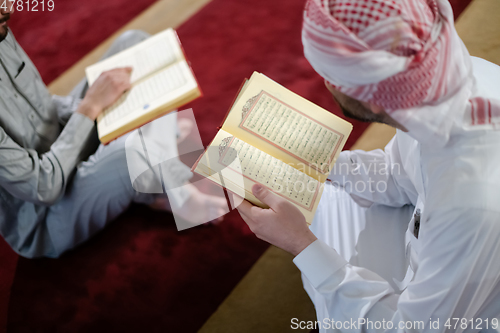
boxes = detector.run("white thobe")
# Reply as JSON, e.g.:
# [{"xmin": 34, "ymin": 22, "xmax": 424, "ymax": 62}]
[{"xmin": 294, "ymin": 57, "xmax": 500, "ymax": 333}]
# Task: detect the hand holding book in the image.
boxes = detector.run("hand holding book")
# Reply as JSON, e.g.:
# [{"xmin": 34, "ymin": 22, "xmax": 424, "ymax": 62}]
[
  {"xmin": 78, "ymin": 67, "xmax": 133, "ymax": 121},
  {"xmin": 237, "ymin": 184, "xmax": 318, "ymax": 256},
  {"xmin": 85, "ymin": 28, "xmax": 201, "ymax": 144}
]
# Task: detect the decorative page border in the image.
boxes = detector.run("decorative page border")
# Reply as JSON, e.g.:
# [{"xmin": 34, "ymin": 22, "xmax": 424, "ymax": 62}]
[{"xmin": 238, "ymin": 91, "xmax": 344, "ymax": 175}]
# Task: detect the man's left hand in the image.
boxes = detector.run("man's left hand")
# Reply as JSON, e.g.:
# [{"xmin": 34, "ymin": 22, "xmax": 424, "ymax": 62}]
[{"xmin": 237, "ymin": 184, "xmax": 317, "ymax": 256}]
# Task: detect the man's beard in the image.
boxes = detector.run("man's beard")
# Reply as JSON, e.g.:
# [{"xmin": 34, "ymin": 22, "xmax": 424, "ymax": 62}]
[
  {"xmin": 0, "ymin": 27, "xmax": 8, "ymax": 41},
  {"xmin": 340, "ymin": 105, "xmax": 387, "ymax": 124},
  {"xmin": 0, "ymin": 14, "xmax": 10, "ymax": 42},
  {"xmin": 336, "ymin": 95, "xmax": 389, "ymax": 125}
]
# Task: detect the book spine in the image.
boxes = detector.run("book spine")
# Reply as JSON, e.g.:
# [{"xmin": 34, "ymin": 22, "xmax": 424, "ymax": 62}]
[
  {"xmin": 190, "ymin": 134, "xmax": 219, "ymax": 172},
  {"xmin": 217, "ymin": 78, "xmax": 248, "ymax": 130},
  {"xmin": 174, "ymin": 30, "xmax": 204, "ymax": 99}
]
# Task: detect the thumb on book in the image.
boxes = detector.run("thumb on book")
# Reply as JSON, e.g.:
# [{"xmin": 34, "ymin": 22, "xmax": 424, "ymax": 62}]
[
  {"xmin": 252, "ymin": 184, "xmax": 282, "ymax": 211},
  {"xmin": 125, "ymin": 66, "xmax": 133, "ymax": 74}
]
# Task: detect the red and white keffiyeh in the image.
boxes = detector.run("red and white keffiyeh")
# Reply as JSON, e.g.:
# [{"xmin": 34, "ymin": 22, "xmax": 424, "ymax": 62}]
[{"xmin": 302, "ymin": 0, "xmax": 500, "ymax": 143}]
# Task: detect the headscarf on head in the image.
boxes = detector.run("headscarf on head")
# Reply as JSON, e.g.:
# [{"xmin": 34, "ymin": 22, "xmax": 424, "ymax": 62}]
[{"xmin": 302, "ymin": 0, "xmax": 500, "ymax": 145}]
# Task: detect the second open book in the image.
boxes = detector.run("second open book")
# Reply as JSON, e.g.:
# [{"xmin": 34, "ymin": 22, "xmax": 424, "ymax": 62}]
[
  {"xmin": 86, "ymin": 29, "xmax": 201, "ymax": 144},
  {"xmin": 193, "ymin": 72, "xmax": 352, "ymax": 223}
]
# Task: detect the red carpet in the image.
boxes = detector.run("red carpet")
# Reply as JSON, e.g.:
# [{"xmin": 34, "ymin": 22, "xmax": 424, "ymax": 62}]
[
  {"xmin": 1, "ymin": 0, "xmax": 472, "ymax": 332},
  {"xmin": 7, "ymin": 0, "xmax": 157, "ymax": 84}
]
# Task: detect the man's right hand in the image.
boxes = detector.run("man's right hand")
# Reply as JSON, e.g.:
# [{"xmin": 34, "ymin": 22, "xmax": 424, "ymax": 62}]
[
  {"xmin": 237, "ymin": 184, "xmax": 317, "ymax": 256},
  {"xmin": 77, "ymin": 67, "xmax": 133, "ymax": 121}
]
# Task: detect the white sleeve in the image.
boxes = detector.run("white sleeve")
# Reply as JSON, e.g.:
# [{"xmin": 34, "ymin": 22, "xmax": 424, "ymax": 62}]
[
  {"xmin": 294, "ymin": 207, "xmax": 500, "ymax": 332},
  {"xmin": 329, "ymin": 135, "xmax": 415, "ymax": 208}
]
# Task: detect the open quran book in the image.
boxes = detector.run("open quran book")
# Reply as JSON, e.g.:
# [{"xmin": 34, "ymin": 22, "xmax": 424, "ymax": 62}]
[
  {"xmin": 86, "ymin": 28, "xmax": 201, "ymax": 144},
  {"xmin": 192, "ymin": 72, "xmax": 352, "ymax": 223}
]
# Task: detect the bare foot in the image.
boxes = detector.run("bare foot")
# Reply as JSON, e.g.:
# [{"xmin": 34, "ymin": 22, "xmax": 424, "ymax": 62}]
[
  {"xmin": 177, "ymin": 118, "xmax": 193, "ymax": 144},
  {"xmin": 149, "ymin": 184, "xmax": 227, "ymax": 226}
]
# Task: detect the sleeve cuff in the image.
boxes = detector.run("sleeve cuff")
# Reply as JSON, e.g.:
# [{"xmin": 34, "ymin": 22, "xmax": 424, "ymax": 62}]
[
  {"xmin": 329, "ymin": 150, "xmax": 351, "ymax": 184},
  {"xmin": 52, "ymin": 95, "xmax": 82, "ymax": 125},
  {"xmin": 293, "ymin": 239, "xmax": 348, "ymax": 288}
]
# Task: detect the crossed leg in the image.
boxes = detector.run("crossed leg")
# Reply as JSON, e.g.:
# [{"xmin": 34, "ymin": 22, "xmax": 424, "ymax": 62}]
[
  {"xmin": 303, "ymin": 184, "xmax": 414, "ymax": 331},
  {"xmin": 45, "ymin": 30, "xmax": 226, "ymax": 257}
]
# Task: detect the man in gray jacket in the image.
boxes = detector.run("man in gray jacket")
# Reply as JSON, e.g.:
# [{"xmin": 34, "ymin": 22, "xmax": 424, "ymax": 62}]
[{"xmin": 0, "ymin": 6, "xmax": 225, "ymax": 258}]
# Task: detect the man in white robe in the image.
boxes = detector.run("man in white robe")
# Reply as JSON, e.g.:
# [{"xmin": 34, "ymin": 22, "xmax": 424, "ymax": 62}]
[{"xmin": 237, "ymin": 0, "xmax": 500, "ymax": 331}]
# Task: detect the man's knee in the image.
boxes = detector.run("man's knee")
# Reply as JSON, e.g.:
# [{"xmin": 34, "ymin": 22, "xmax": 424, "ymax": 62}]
[{"xmin": 115, "ymin": 29, "xmax": 151, "ymax": 47}]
